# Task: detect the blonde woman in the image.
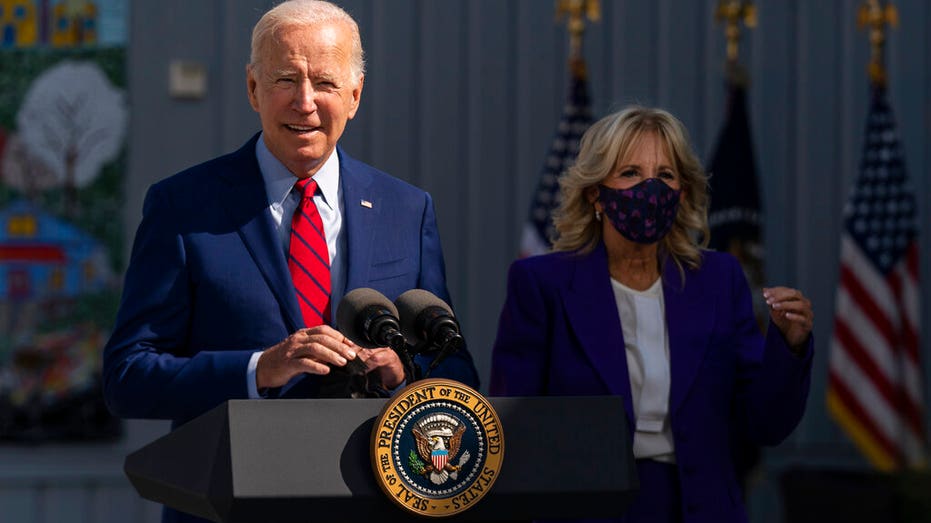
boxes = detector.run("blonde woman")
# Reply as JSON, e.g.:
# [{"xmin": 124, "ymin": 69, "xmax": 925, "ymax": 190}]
[{"xmin": 490, "ymin": 106, "xmax": 813, "ymax": 523}]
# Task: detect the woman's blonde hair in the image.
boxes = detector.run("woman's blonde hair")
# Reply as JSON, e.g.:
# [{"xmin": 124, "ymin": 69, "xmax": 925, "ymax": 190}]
[{"xmin": 551, "ymin": 105, "xmax": 710, "ymax": 274}]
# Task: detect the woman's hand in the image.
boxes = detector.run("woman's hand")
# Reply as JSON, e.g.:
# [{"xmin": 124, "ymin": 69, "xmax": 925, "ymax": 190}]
[{"xmin": 764, "ymin": 286, "xmax": 814, "ymax": 353}]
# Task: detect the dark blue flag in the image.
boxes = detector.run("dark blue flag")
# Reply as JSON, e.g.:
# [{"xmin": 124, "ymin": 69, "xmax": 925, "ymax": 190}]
[{"xmin": 707, "ymin": 83, "xmax": 765, "ymax": 324}]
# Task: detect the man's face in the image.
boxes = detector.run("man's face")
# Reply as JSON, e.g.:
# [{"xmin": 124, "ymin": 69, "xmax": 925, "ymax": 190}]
[{"xmin": 247, "ymin": 22, "xmax": 363, "ymax": 177}]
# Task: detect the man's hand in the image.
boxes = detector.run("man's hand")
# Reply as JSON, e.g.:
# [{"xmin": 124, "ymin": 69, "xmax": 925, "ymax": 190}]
[
  {"xmin": 256, "ymin": 325, "xmax": 358, "ymax": 389},
  {"xmin": 358, "ymin": 347, "xmax": 405, "ymax": 390}
]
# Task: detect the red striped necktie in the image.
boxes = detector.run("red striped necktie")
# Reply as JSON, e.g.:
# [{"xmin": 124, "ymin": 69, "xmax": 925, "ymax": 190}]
[{"xmin": 289, "ymin": 178, "xmax": 331, "ymax": 327}]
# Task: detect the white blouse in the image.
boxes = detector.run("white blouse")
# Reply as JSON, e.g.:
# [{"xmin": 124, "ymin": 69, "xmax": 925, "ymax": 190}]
[{"xmin": 610, "ymin": 277, "xmax": 676, "ymax": 463}]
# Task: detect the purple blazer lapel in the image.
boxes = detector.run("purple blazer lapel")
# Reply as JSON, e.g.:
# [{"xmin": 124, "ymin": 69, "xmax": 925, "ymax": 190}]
[
  {"xmin": 662, "ymin": 257, "xmax": 716, "ymax": 416},
  {"xmin": 562, "ymin": 244, "xmax": 635, "ymax": 426},
  {"xmin": 219, "ymin": 136, "xmax": 302, "ymax": 331}
]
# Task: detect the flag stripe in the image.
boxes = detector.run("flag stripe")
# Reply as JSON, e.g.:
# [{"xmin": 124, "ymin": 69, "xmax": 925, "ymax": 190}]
[
  {"xmin": 839, "ymin": 265, "xmax": 897, "ymax": 349},
  {"xmin": 832, "ymin": 290, "xmax": 896, "ymax": 384},
  {"xmin": 827, "ymin": 350, "xmax": 923, "ymax": 454},
  {"xmin": 830, "ymin": 350, "xmax": 925, "ymax": 462},
  {"xmin": 895, "ymin": 259, "xmax": 924, "ymax": 407},
  {"xmin": 827, "ymin": 370, "xmax": 902, "ymax": 463},
  {"xmin": 826, "ymin": 387, "xmax": 899, "ymax": 471},
  {"xmin": 891, "ymin": 251, "xmax": 920, "ymax": 360},
  {"xmin": 906, "ymin": 241, "xmax": 919, "ymax": 280},
  {"xmin": 830, "ymin": 288, "xmax": 927, "ymax": 459},
  {"xmin": 839, "ymin": 236, "xmax": 897, "ymax": 327},
  {"xmin": 832, "ymin": 319, "xmax": 923, "ymax": 434}
]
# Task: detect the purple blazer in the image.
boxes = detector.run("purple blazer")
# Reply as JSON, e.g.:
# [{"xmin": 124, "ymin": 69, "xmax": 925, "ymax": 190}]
[{"xmin": 490, "ymin": 243, "xmax": 812, "ymax": 523}]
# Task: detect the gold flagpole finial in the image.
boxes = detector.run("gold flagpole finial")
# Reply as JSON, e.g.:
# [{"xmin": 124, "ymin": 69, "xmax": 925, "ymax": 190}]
[
  {"xmin": 556, "ymin": 0, "xmax": 601, "ymax": 77},
  {"xmin": 857, "ymin": 0, "xmax": 898, "ymax": 86},
  {"xmin": 715, "ymin": 0, "xmax": 757, "ymax": 64}
]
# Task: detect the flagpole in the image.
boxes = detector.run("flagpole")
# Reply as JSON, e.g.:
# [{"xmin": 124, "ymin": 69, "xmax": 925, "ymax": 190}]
[
  {"xmin": 857, "ymin": 0, "xmax": 898, "ymax": 87},
  {"xmin": 714, "ymin": 0, "xmax": 756, "ymax": 87},
  {"xmin": 556, "ymin": 0, "xmax": 600, "ymax": 79}
]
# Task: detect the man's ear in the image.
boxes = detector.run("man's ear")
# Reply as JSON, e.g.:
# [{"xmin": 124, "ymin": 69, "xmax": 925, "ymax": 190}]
[
  {"xmin": 347, "ymin": 75, "xmax": 364, "ymax": 120},
  {"xmin": 246, "ymin": 65, "xmax": 259, "ymax": 112}
]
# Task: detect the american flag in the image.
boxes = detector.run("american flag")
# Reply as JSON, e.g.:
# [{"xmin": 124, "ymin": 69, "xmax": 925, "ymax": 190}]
[
  {"xmin": 519, "ymin": 63, "xmax": 592, "ymax": 257},
  {"xmin": 827, "ymin": 85, "xmax": 925, "ymax": 470}
]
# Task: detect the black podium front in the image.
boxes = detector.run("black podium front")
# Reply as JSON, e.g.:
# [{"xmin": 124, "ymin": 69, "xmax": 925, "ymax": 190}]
[{"xmin": 125, "ymin": 396, "xmax": 637, "ymax": 522}]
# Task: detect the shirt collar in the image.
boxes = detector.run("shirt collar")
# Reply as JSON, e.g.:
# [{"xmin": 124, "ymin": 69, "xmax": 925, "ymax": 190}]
[{"xmin": 256, "ymin": 133, "xmax": 340, "ymax": 210}]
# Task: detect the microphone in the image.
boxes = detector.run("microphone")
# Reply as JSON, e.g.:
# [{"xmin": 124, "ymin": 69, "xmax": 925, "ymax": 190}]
[
  {"xmin": 394, "ymin": 289, "xmax": 464, "ymax": 371},
  {"xmin": 336, "ymin": 288, "xmax": 406, "ymax": 351}
]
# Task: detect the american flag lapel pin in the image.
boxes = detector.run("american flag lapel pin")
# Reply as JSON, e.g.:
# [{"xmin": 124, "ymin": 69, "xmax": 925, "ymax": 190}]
[{"xmin": 360, "ymin": 199, "xmax": 373, "ymax": 208}]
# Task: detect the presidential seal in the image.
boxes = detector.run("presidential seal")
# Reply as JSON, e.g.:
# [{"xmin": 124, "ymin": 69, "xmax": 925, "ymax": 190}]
[{"xmin": 371, "ymin": 378, "xmax": 504, "ymax": 517}]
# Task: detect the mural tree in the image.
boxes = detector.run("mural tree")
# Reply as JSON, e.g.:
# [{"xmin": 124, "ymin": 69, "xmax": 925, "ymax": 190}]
[{"xmin": 14, "ymin": 60, "xmax": 126, "ymax": 216}]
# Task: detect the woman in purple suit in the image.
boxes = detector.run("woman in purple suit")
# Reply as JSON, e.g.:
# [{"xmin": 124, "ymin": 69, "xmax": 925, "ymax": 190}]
[{"xmin": 490, "ymin": 106, "xmax": 813, "ymax": 523}]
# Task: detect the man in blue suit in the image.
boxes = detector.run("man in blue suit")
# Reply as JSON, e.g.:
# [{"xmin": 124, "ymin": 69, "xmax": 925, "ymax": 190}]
[{"xmin": 104, "ymin": 0, "xmax": 477, "ymax": 484}]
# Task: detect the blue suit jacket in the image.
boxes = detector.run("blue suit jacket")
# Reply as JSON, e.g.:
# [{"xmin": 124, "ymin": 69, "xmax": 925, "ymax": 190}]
[
  {"xmin": 489, "ymin": 243, "xmax": 812, "ymax": 523},
  {"xmin": 103, "ymin": 134, "xmax": 478, "ymax": 425}
]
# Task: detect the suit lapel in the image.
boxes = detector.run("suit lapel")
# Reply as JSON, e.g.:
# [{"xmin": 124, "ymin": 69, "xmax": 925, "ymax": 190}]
[
  {"xmin": 663, "ymin": 257, "xmax": 716, "ymax": 416},
  {"xmin": 339, "ymin": 148, "xmax": 380, "ymax": 291},
  {"xmin": 562, "ymin": 244, "xmax": 635, "ymax": 427},
  {"xmin": 219, "ymin": 135, "xmax": 302, "ymax": 331}
]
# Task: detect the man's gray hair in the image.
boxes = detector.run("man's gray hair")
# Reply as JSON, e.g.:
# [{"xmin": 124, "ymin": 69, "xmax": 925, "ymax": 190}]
[{"xmin": 250, "ymin": 0, "xmax": 366, "ymax": 79}]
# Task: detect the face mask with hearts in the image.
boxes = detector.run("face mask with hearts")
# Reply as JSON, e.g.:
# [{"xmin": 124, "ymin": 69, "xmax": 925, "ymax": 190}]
[{"xmin": 597, "ymin": 178, "xmax": 681, "ymax": 244}]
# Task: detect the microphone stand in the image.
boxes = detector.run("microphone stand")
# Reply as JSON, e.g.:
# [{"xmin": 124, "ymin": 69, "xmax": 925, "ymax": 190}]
[{"xmin": 425, "ymin": 334, "xmax": 464, "ymax": 376}]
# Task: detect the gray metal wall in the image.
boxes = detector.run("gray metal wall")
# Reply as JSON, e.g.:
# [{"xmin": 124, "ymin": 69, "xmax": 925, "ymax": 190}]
[{"xmin": 2, "ymin": 1, "xmax": 930, "ymax": 521}]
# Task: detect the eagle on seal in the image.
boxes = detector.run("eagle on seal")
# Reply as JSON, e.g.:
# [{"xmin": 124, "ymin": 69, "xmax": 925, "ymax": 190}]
[{"xmin": 412, "ymin": 413, "xmax": 469, "ymax": 485}]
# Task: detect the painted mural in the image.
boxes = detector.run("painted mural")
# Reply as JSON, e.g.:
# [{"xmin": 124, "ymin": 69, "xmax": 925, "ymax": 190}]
[{"xmin": 0, "ymin": 0, "xmax": 126, "ymax": 441}]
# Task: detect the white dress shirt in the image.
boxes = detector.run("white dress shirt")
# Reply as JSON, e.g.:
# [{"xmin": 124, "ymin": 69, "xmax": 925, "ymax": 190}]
[{"xmin": 611, "ymin": 276, "xmax": 676, "ymax": 463}]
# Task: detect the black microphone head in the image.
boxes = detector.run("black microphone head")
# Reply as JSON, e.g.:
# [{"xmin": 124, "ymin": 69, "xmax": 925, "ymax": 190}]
[
  {"xmin": 336, "ymin": 287, "xmax": 400, "ymax": 348},
  {"xmin": 395, "ymin": 289, "xmax": 455, "ymax": 345}
]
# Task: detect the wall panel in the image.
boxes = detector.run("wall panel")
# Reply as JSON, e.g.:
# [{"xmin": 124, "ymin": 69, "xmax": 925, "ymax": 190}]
[
  {"xmin": 0, "ymin": 486, "xmax": 38, "ymax": 521},
  {"xmin": 41, "ymin": 487, "xmax": 88, "ymax": 523},
  {"xmin": 416, "ymin": 0, "xmax": 468, "ymax": 308}
]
